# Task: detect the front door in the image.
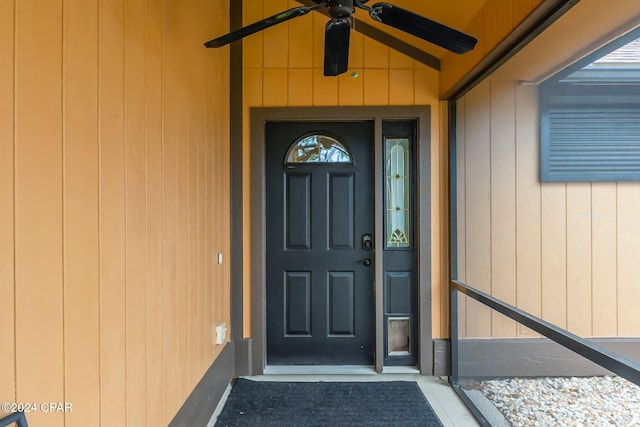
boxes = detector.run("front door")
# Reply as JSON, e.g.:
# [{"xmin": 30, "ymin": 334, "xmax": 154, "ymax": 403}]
[{"xmin": 265, "ymin": 121, "xmax": 375, "ymax": 365}]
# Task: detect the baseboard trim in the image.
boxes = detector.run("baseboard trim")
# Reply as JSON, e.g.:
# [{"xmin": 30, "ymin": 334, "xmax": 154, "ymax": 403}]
[
  {"xmin": 169, "ymin": 342, "xmax": 235, "ymax": 427},
  {"xmin": 234, "ymin": 338, "xmax": 252, "ymax": 376},
  {"xmin": 435, "ymin": 337, "xmax": 640, "ymax": 378},
  {"xmin": 433, "ymin": 339, "xmax": 451, "ymax": 376}
]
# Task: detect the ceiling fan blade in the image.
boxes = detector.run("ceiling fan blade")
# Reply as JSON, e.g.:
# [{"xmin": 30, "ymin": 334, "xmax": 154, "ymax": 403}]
[
  {"xmin": 368, "ymin": 2, "xmax": 477, "ymax": 54},
  {"xmin": 204, "ymin": 5, "xmax": 315, "ymax": 48},
  {"xmin": 324, "ymin": 17, "xmax": 351, "ymax": 76}
]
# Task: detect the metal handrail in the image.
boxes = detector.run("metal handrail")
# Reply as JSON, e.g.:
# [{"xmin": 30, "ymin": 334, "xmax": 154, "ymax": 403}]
[
  {"xmin": 0, "ymin": 411, "xmax": 28, "ymax": 427},
  {"xmin": 450, "ymin": 279, "xmax": 640, "ymax": 387}
]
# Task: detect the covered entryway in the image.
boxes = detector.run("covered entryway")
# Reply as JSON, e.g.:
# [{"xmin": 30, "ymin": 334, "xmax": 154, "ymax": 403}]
[
  {"xmin": 265, "ymin": 121, "xmax": 376, "ymax": 365},
  {"xmin": 249, "ymin": 107, "xmax": 433, "ymax": 374}
]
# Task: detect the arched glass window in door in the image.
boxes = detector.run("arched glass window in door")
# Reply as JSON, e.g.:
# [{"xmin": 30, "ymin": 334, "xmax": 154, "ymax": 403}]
[{"xmin": 285, "ymin": 133, "xmax": 352, "ymax": 164}]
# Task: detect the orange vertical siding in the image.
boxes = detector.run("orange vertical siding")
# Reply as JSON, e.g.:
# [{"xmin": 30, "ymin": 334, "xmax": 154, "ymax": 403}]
[
  {"xmin": 145, "ymin": 1, "xmax": 164, "ymax": 425},
  {"xmin": 462, "ymin": 81, "xmax": 492, "ymax": 338},
  {"xmin": 98, "ymin": 0, "xmax": 127, "ymax": 424},
  {"xmin": 63, "ymin": 1, "xmax": 100, "ymax": 426},
  {"xmin": 513, "ymin": 84, "xmax": 542, "ymax": 335},
  {"xmin": 162, "ymin": 0, "xmax": 179, "ymax": 412},
  {"xmin": 455, "ymin": 97, "xmax": 468, "ymax": 337},
  {"xmin": 124, "ymin": 1, "xmax": 148, "ymax": 424},
  {"xmin": 540, "ymin": 183, "xmax": 567, "ymax": 329},
  {"xmin": 489, "ymin": 79, "xmax": 517, "ymax": 338},
  {"xmin": 591, "ymin": 183, "xmax": 618, "ymax": 336},
  {"xmin": 457, "ymin": 77, "xmax": 640, "ymax": 339},
  {"xmin": 0, "ymin": 0, "xmax": 16, "ymax": 411},
  {"xmin": 1, "ymin": 0, "xmax": 231, "ymax": 426},
  {"xmin": 15, "ymin": 3, "xmax": 65, "ymax": 427},
  {"xmin": 566, "ymin": 185, "xmax": 592, "ymax": 336},
  {"xmin": 617, "ymin": 184, "xmax": 640, "ymax": 336}
]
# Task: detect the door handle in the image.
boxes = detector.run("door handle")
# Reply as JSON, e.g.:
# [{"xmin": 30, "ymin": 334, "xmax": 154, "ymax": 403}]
[{"xmin": 359, "ymin": 258, "xmax": 372, "ymax": 267}]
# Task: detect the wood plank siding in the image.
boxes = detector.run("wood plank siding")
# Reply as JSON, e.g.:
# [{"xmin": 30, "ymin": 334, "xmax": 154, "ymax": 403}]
[
  {"xmin": 0, "ymin": 1, "xmax": 231, "ymax": 426},
  {"xmin": 453, "ymin": 0, "xmax": 640, "ymax": 340},
  {"xmin": 241, "ymin": 0, "xmax": 450, "ymax": 338},
  {"xmin": 455, "ymin": 81, "xmax": 640, "ymax": 339}
]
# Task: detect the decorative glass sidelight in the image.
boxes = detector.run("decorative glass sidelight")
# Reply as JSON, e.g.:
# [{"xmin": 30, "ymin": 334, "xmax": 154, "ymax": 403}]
[
  {"xmin": 385, "ymin": 138, "xmax": 410, "ymax": 248},
  {"xmin": 285, "ymin": 134, "xmax": 352, "ymax": 164}
]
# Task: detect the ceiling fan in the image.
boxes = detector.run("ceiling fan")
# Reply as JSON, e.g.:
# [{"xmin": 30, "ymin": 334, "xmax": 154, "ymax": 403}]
[{"xmin": 204, "ymin": 0, "xmax": 478, "ymax": 76}]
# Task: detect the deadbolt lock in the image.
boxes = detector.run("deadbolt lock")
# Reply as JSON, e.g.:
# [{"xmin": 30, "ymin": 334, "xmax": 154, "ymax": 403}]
[{"xmin": 362, "ymin": 233, "xmax": 373, "ymax": 250}]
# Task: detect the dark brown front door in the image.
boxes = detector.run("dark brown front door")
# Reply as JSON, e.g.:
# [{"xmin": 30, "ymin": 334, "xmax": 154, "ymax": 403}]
[{"xmin": 265, "ymin": 120, "xmax": 375, "ymax": 365}]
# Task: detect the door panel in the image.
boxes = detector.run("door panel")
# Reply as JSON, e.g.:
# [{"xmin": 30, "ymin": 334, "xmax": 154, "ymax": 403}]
[
  {"xmin": 329, "ymin": 173, "xmax": 354, "ymax": 249},
  {"xmin": 328, "ymin": 271, "xmax": 355, "ymax": 336},
  {"xmin": 284, "ymin": 271, "xmax": 311, "ymax": 335},
  {"xmin": 266, "ymin": 121, "xmax": 374, "ymax": 365},
  {"xmin": 386, "ymin": 271, "xmax": 412, "ymax": 314},
  {"xmin": 286, "ymin": 174, "xmax": 311, "ymax": 249}
]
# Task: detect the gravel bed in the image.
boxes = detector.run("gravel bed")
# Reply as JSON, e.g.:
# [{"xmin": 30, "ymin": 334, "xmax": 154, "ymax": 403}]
[{"xmin": 477, "ymin": 376, "xmax": 640, "ymax": 426}]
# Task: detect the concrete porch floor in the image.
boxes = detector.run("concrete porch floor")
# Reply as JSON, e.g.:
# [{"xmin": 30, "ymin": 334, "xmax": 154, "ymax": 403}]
[{"xmin": 208, "ymin": 370, "xmax": 480, "ymax": 426}]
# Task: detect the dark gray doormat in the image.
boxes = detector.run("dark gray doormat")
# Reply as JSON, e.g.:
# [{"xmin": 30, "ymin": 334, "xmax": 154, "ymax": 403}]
[{"xmin": 214, "ymin": 379, "xmax": 444, "ymax": 427}]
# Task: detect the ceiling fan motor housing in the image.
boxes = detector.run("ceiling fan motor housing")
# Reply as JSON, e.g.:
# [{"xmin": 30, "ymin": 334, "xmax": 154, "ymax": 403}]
[{"xmin": 328, "ymin": 0, "xmax": 355, "ymax": 18}]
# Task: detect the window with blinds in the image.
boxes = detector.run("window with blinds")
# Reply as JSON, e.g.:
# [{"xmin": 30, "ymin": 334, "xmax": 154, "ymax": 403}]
[{"xmin": 540, "ymin": 30, "xmax": 640, "ymax": 182}]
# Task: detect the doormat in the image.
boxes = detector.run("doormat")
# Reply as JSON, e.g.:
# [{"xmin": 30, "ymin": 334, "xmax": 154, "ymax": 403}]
[{"xmin": 214, "ymin": 378, "xmax": 444, "ymax": 427}]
